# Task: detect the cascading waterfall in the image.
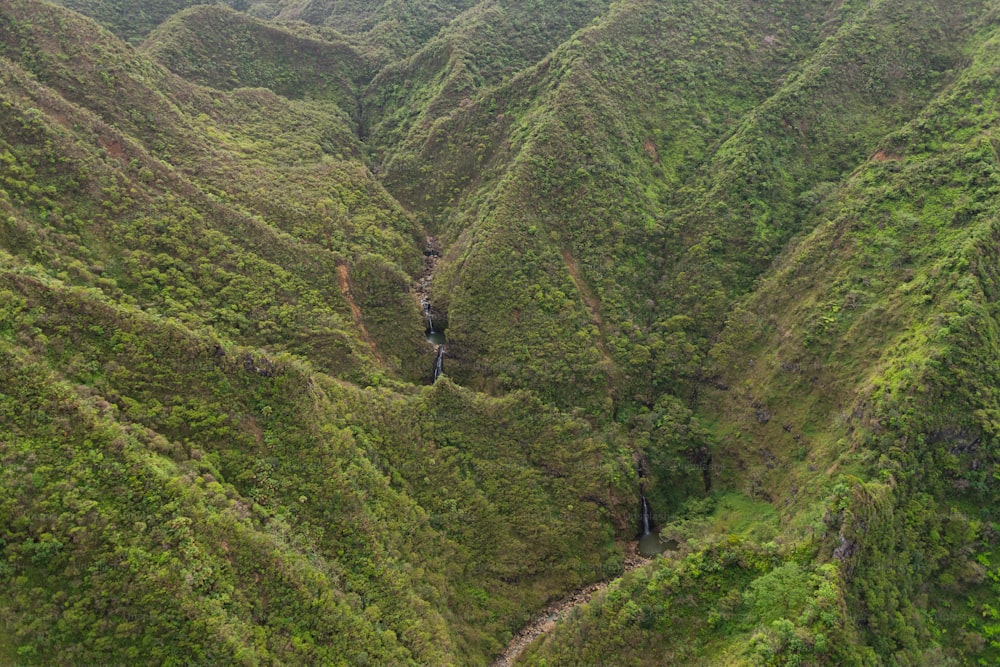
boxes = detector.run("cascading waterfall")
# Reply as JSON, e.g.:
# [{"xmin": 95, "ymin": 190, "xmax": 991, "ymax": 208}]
[
  {"xmin": 637, "ymin": 493, "xmax": 671, "ymax": 557},
  {"xmin": 424, "ymin": 301, "xmax": 435, "ymax": 334},
  {"xmin": 433, "ymin": 345, "xmax": 444, "ymax": 381},
  {"xmin": 419, "ymin": 237, "xmax": 447, "ymax": 380},
  {"xmin": 640, "ymin": 495, "xmax": 652, "ymax": 536}
]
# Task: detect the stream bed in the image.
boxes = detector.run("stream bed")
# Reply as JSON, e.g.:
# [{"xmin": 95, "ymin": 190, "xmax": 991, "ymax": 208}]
[{"xmin": 490, "ymin": 548, "xmax": 653, "ymax": 666}]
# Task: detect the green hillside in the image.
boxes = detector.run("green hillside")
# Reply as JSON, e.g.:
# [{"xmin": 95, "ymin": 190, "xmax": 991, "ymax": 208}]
[
  {"xmin": 48, "ymin": 0, "xmax": 257, "ymax": 43},
  {"xmin": 2, "ymin": 0, "xmax": 999, "ymax": 664},
  {"xmin": 142, "ymin": 5, "xmax": 368, "ymax": 116},
  {"xmin": 521, "ymin": 8, "xmax": 1000, "ymax": 664}
]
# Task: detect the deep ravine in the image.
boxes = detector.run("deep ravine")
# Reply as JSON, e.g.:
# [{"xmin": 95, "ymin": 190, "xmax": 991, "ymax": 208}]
[{"xmin": 415, "ymin": 235, "xmax": 446, "ymax": 380}]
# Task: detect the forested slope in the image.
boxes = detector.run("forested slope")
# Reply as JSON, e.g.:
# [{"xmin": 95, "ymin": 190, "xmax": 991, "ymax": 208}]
[
  {"xmin": 2, "ymin": 0, "xmax": 999, "ymax": 664},
  {"xmin": 521, "ymin": 3, "xmax": 1000, "ymax": 664},
  {"xmin": 0, "ymin": 2, "xmax": 635, "ymax": 664}
]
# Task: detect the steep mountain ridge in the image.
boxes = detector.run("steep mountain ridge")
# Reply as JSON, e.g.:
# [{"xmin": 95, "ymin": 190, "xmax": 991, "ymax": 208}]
[
  {"xmin": 142, "ymin": 4, "xmax": 369, "ymax": 120},
  {"xmin": 2, "ymin": 0, "xmax": 999, "ymax": 664},
  {"xmin": 382, "ymin": 0, "xmax": 987, "ymax": 418},
  {"xmin": 0, "ymin": 2, "xmax": 637, "ymax": 663},
  {"xmin": 520, "ymin": 5, "xmax": 1000, "ymax": 664}
]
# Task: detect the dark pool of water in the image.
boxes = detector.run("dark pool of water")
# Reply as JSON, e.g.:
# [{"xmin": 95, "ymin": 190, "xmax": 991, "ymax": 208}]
[{"xmin": 638, "ymin": 534, "xmax": 678, "ymax": 557}]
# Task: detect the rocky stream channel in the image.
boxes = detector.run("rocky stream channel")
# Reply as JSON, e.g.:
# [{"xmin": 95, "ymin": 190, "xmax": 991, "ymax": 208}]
[
  {"xmin": 490, "ymin": 547, "xmax": 653, "ymax": 666},
  {"xmin": 415, "ymin": 235, "xmax": 446, "ymax": 381}
]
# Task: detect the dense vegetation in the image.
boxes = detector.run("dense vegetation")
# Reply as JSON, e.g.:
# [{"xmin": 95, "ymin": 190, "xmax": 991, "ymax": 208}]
[{"xmin": 3, "ymin": 0, "xmax": 999, "ymax": 664}]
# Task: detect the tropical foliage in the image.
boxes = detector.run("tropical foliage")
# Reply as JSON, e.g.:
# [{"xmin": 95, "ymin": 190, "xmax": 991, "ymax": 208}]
[{"xmin": 2, "ymin": 0, "xmax": 999, "ymax": 664}]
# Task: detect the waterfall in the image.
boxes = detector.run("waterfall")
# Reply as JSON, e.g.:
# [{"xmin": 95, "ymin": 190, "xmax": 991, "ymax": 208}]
[
  {"xmin": 423, "ymin": 301, "xmax": 435, "ymax": 334},
  {"xmin": 433, "ymin": 345, "xmax": 444, "ymax": 381},
  {"xmin": 640, "ymin": 495, "xmax": 652, "ymax": 536},
  {"xmin": 637, "ymin": 493, "xmax": 671, "ymax": 556}
]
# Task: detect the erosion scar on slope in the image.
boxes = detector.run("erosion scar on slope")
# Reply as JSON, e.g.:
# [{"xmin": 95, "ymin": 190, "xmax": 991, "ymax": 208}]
[
  {"xmin": 562, "ymin": 249, "xmax": 616, "ymax": 384},
  {"xmin": 337, "ymin": 264, "xmax": 384, "ymax": 364}
]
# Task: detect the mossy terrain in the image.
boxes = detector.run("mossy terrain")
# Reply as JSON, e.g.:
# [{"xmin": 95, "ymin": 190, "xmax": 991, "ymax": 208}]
[{"xmin": 2, "ymin": 0, "xmax": 1000, "ymax": 664}]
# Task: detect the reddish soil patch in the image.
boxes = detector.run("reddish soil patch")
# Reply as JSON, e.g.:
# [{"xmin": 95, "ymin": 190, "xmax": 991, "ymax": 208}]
[
  {"xmin": 643, "ymin": 137, "xmax": 659, "ymax": 162},
  {"xmin": 871, "ymin": 149, "xmax": 900, "ymax": 162},
  {"xmin": 337, "ymin": 264, "xmax": 384, "ymax": 364},
  {"xmin": 561, "ymin": 249, "xmax": 616, "ymax": 391},
  {"xmin": 242, "ymin": 415, "xmax": 265, "ymax": 446},
  {"xmin": 98, "ymin": 135, "xmax": 127, "ymax": 160},
  {"xmin": 562, "ymin": 249, "xmax": 604, "ymax": 328},
  {"xmin": 50, "ymin": 110, "xmax": 71, "ymax": 129}
]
